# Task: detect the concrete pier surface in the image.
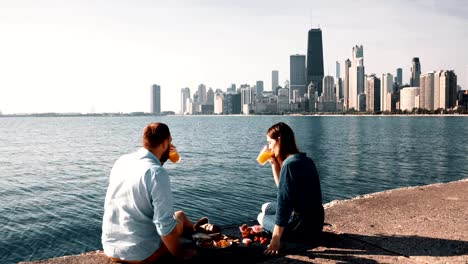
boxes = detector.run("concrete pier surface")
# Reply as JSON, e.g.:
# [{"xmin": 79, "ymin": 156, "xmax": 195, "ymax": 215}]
[{"xmin": 19, "ymin": 179, "xmax": 468, "ymax": 264}]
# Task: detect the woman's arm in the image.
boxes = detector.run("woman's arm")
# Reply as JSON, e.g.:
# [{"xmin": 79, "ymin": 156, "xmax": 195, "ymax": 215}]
[{"xmin": 269, "ymin": 156, "xmax": 281, "ymax": 187}]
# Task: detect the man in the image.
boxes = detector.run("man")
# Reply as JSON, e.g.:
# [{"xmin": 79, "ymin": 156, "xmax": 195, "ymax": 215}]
[{"xmin": 102, "ymin": 122, "xmax": 196, "ymax": 263}]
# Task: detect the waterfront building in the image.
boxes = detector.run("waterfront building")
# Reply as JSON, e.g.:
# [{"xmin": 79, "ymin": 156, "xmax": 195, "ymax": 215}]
[
  {"xmin": 227, "ymin": 84, "xmax": 236, "ymax": 94},
  {"xmin": 343, "ymin": 59, "xmax": 351, "ymax": 110},
  {"xmin": 322, "ymin": 75, "xmax": 335, "ymax": 102},
  {"xmin": 410, "ymin": 57, "xmax": 421, "ymax": 87},
  {"xmin": 206, "ymin": 88, "xmax": 214, "ymax": 106},
  {"xmin": 381, "ymin": 73, "xmax": 393, "ymax": 112},
  {"xmin": 457, "ymin": 90, "xmax": 468, "ymax": 111},
  {"xmin": 201, "ymin": 104, "xmax": 214, "ymax": 115},
  {"xmin": 290, "ymin": 54, "xmax": 307, "ymax": 101},
  {"xmin": 306, "ymin": 28, "xmax": 324, "ymax": 96},
  {"xmin": 335, "ymin": 77, "xmax": 343, "ymax": 101},
  {"xmin": 365, "ymin": 74, "xmax": 381, "ymax": 112},
  {"xmin": 349, "ymin": 45, "xmax": 365, "ymax": 111},
  {"xmin": 420, "ymin": 71, "xmax": 435, "ymax": 110},
  {"xmin": 307, "ymin": 82, "xmax": 316, "ymax": 111},
  {"xmin": 186, "ymin": 98, "xmax": 193, "ymax": 115},
  {"xmin": 292, "ymin": 89, "xmax": 300, "ymax": 103},
  {"xmin": 336, "ymin": 61, "xmax": 341, "ymax": 79},
  {"xmin": 358, "ymin": 94, "xmax": 366, "ymax": 112},
  {"xmin": 272, "ymin": 70, "xmax": 279, "ymax": 92},
  {"xmin": 277, "ymin": 88, "xmax": 290, "ymax": 112},
  {"xmin": 435, "ymin": 70, "xmax": 458, "ymax": 110},
  {"xmin": 214, "ymin": 93, "xmax": 223, "ymax": 114},
  {"xmin": 180, "ymin": 87, "xmax": 190, "ymax": 114},
  {"xmin": 150, "ymin": 84, "xmax": 161, "ymax": 114},
  {"xmin": 256, "ymin": 81, "xmax": 264, "ymax": 98},
  {"xmin": 197, "ymin": 84, "xmax": 207, "ymax": 104},
  {"xmin": 400, "ymin": 87, "xmax": 420, "ymax": 111},
  {"xmin": 223, "ymin": 93, "xmax": 241, "ymax": 114},
  {"xmin": 396, "ymin": 68, "xmax": 403, "ymax": 86},
  {"xmin": 241, "ymin": 86, "xmax": 255, "ymax": 114}
]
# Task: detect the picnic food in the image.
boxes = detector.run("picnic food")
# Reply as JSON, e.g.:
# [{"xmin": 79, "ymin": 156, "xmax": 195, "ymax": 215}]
[
  {"xmin": 195, "ymin": 223, "xmax": 221, "ymax": 234},
  {"xmin": 239, "ymin": 224, "xmax": 270, "ymax": 247},
  {"xmin": 215, "ymin": 239, "xmax": 231, "ymax": 248},
  {"xmin": 194, "ymin": 233, "xmax": 236, "ymax": 249}
]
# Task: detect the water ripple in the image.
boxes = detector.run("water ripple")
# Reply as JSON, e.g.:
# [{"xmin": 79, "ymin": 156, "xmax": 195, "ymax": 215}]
[{"xmin": 1, "ymin": 116, "xmax": 467, "ymax": 264}]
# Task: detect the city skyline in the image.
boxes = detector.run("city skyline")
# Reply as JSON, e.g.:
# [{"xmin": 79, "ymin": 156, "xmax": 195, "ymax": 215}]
[{"xmin": 0, "ymin": 0, "xmax": 467, "ymax": 114}]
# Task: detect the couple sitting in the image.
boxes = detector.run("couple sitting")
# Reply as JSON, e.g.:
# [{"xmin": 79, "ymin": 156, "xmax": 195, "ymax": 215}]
[{"xmin": 101, "ymin": 122, "xmax": 324, "ymax": 263}]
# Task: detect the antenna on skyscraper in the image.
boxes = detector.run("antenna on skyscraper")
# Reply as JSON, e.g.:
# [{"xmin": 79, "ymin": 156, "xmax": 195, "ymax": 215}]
[{"xmin": 309, "ymin": 9, "xmax": 313, "ymax": 29}]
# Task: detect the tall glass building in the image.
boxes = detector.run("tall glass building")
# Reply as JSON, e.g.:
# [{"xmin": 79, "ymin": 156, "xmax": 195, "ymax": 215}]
[
  {"xmin": 290, "ymin": 54, "xmax": 306, "ymax": 101},
  {"xmin": 151, "ymin": 84, "xmax": 161, "ymax": 114},
  {"xmin": 411, "ymin": 57, "xmax": 421, "ymax": 87},
  {"xmin": 272, "ymin": 70, "xmax": 279, "ymax": 93},
  {"xmin": 180, "ymin": 87, "xmax": 190, "ymax": 114},
  {"xmin": 396, "ymin": 68, "xmax": 403, "ymax": 86},
  {"xmin": 306, "ymin": 28, "xmax": 324, "ymax": 96}
]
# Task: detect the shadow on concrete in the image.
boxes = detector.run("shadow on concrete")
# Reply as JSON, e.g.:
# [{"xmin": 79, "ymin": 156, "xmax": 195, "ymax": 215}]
[{"xmin": 290, "ymin": 231, "xmax": 468, "ymax": 263}]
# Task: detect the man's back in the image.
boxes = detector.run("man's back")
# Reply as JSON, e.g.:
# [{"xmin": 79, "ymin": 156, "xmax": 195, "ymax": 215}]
[{"xmin": 102, "ymin": 148, "xmax": 177, "ymax": 261}]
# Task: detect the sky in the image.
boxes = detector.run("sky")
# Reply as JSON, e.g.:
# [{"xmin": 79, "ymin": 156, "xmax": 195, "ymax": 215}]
[{"xmin": 0, "ymin": 0, "xmax": 467, "ymax": 114}]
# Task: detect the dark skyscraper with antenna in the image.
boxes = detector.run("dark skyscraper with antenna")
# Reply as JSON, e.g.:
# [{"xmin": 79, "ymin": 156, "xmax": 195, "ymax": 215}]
[{"xmin": 307, "ymin": 28, "xmax": 324, "ymax": 96}]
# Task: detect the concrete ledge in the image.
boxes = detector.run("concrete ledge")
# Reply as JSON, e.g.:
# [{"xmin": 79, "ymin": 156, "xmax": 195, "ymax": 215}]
[{"xmin": 20, "ymin": 179, "xmax": 468, "ymax": 264}]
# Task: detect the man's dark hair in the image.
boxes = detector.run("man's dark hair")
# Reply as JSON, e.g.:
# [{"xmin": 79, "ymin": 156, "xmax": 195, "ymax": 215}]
[{"xmin": 143, "ymin": 122, "xmax": 171, "ymax": 150}]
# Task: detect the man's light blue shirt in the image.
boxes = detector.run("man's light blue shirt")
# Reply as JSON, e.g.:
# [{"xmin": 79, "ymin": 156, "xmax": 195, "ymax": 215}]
[{"xmin": 102, "ymin": 148, "xmax": 178, "ymax": 261}]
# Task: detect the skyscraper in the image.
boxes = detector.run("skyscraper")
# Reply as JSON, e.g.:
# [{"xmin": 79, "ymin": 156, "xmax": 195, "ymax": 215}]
[
  {"xmin": 197, "ymin": 84, "xmax": 207, "ymax": 104},
  {"xmin": 381, "ymin": 73, "xmax": 393, "ymax": 112},
  {"xmin": 322, "ymin": 76, "xmax": 335, "ymax": 102},
  {"xmin": 435, "ymin": 70, "xmax": 457, "ymax": 110},
  {"xmin": 306, "ymin": 28, "xmax": 324, "ymax": 96},
  {"xmin": 365, "ymin": 75, "xmax": 381, "ymax": 112},
  {"xmin": 206, "ymin": 88, "xmax": 214, "ymax": 105},
  {"xmin": 335, "ymin": 61, "xmax": 342, "ymax": 101},
  {"xmin": 150, "ymin": 84, "xmax": 161, "ymax": 114},
  {"xmin": 272, "ymin": 70, "xmax": 279, "ymax": 92},
  {"xmin": 256, "ymin": 80, "xmax": 264, "ymax": 98},
  {"xmin": 180, "ymin": 87, "xmax": 190, "ymax": 114},
  {"xmin": 290, "ymin": 54, "xmax": 307, "ymax": 101},
  {"xmin": 400, "ymin": 87, "xmax": 420, "ymax": 111},
  {"xmin": 396, "ymin": 68, "xmax": 403, "ymax": 86},
  {"xmin": 420, "ymin": 71, "xmax": 435, "ymax": 110},
  {"xmin": 349, "ymin": 45, "xmax": 365, "ymax": 110},
  {"xmin": 410, "ymin": 57, "xmax": 421, "ymax": 87},
  {"xmin": 336, "ymin": 61, "xmax": 341, "ymax": 79},
  {"xmin": 241, "ymin": 86, "xmax": 255, "ymax": 113},
  {"xmin": 343, "ymin": 59, "xmax": 351, "ymax": 110}
]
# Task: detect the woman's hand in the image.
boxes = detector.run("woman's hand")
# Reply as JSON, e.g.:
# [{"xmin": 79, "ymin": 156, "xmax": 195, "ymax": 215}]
[
  {"xmin": 264, "ymin": 235, "xmax": 280, "ymax": 255},
  {"xmin": 268, "ymin": 155, "xmax": 279, "ymax": 168}
]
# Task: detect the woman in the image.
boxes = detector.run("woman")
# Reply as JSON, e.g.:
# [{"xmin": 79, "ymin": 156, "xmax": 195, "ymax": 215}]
[{"xmin": 257, "ymin": 122, "xmax": 324, "ymax": 255}]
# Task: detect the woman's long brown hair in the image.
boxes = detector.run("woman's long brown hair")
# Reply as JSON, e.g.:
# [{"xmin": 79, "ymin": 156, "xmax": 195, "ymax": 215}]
[{"xmin": 267, "ymin": 122, "xmax": 299, "ymax": 163}]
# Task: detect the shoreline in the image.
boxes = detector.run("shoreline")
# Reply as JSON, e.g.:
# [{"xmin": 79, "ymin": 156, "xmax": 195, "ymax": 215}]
[
  {"xmin": 19, "ymin": 178, "xmax": 468, "ymax": 264},
  {"xmin": 1, "ymin": 113, "xmax": 467, "ymax": 118}
]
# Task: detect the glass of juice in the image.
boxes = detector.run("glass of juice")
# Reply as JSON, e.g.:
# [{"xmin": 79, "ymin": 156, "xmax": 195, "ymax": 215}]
[
  {"xmin": 256, "ymin": 147, "xmax": 273, "ymax": 165},
  {"xmin": 169, "ymin": 145, "xmax": 181, "ymax": 163}
]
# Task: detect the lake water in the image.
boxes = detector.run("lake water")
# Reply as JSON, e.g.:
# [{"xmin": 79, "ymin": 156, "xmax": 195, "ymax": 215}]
[{"xmin": 0, "ymin": 115, "xmax": 467, "ymax": 263}]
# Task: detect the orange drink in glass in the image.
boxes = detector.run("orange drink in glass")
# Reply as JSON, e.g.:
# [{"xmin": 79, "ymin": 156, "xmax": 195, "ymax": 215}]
[
  {"xmin": 256, "ymin": 148, "xmax": 274, "ymax": 165},
  {"xmin": 169, "ymin": 147, "xmax": 180, "ymax": 163}
]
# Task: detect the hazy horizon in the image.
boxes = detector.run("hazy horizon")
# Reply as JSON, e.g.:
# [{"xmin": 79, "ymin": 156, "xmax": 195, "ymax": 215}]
[{"xmin": 1, "ymin": 0, "xmax": 467, "ymax": 114}]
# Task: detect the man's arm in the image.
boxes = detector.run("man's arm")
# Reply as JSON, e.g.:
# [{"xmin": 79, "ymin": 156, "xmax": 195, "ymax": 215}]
[
  {"xmin": 161, "ymin": 211, "xmax": 194, "ymax": 259},
  {"xmin": 161, "ymin": 218, "xmax": 183, "ymax": 257}
]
